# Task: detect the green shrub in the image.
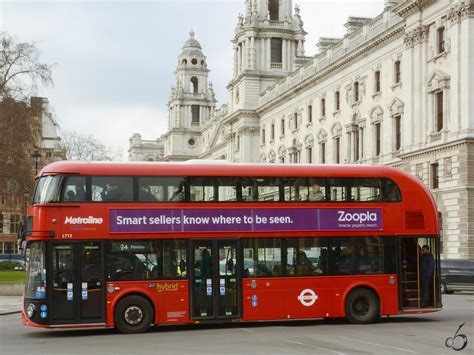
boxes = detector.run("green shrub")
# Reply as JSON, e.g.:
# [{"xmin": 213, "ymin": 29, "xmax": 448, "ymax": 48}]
[{"xmin": 0, "ymin": 261, "xmax": 22, "ymax": 271}]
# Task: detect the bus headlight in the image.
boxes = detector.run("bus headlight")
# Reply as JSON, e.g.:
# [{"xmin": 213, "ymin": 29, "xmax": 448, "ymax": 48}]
[{"xmin": 26, "ymin": 303, "xmax": 36, "ymax": 318}]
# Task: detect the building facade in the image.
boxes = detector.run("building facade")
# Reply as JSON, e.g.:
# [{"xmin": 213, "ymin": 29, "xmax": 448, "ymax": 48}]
[
  {"xmin": 129, "ymin": 0, "xmax": 474, "ymax": 259},
  {"xmin": 0, "ymin": 97, "xmax": 64, "ymax": 254}
]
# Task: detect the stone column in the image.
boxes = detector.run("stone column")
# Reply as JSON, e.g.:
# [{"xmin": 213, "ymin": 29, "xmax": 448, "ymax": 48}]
[
  {"xmin": 250, "ymin": 36, "xmax": 256, "ymax": 69},
  {"xmin": 233, "ymin": 46, "xmax": 238, "ymax": 76},
  {"xmin": 266, "ymin": 38, "xmax": 271, "ymax": 69}
]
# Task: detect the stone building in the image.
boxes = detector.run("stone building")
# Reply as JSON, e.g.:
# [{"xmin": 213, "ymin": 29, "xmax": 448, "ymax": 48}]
[
  {"xmin": 129, "ymin": 0, "xmax": 474, "ymax": 259},
  {"xmin": 0, "ymin": 97, "xmax": 64, "ymax": 254}
]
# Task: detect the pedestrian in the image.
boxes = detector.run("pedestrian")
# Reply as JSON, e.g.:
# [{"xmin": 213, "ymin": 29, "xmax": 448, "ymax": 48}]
[{"xmin": 420, "ymin": 244, "xmax": 434, "ymax": 307}]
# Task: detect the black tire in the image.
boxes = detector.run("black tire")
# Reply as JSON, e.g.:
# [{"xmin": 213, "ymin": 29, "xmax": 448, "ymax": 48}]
[
  {"xmin": 114, "ymin": 295, "xmax": 154, "ymax": 334},
  {"xmin": 345, "ymin": 288, "xmax": 380, "ymax": 324}
]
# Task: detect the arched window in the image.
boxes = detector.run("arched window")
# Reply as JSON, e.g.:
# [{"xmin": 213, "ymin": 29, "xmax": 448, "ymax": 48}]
[
  {"xmin": 190, "ymin": 77, "xmax": 199, "ymax": 94},
  {"xmin": 269, "ymin": 0, "xmax": 279, "ymax": 21}
]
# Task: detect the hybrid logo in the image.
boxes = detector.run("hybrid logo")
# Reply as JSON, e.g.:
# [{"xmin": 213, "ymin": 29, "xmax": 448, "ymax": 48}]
[
  {"xmin": 64, "ymin": 216, "xmax": 104, "ymax": 225},
  {"xmin": 337, "ymin": 211, "xmax": 378, "ymax": 223}
]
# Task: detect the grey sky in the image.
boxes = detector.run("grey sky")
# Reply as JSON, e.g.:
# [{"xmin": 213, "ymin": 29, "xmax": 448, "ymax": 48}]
[{"xmin": 1, "ymin": 0, "xmax": 384, "ymax": 159}]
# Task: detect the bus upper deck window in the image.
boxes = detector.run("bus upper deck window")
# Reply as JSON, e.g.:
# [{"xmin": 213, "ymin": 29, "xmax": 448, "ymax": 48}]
[
  {"xmin": 91, "ymin": 177, "xmax": 133, "ymax": 202},
  {"xmin": 241, "ymin": 178, "xmax": 280, "ymax": 202},
  {"xmin": 188, "ymin": 177, "xmax": 216, "ymax": 202},
  {"xmin": 33, "ymin": 176, "xmax": 62, "ymax": 204},
  {"xmin": 63, "ymin": 176, "xmax": 87, "ymax": 202},
  {"xmin": 383, "ymin": 179, "xmax": 401, "ymax": 202}
]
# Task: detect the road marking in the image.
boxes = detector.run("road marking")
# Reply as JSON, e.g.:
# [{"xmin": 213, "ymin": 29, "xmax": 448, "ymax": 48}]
[
  {"xmin": 282, "ymin": 338, "xmax": 346, "ymax": 354},
  {"xmin": 240, "ymin": 328, "xmax": 255, "ymax": 333},
  {"xmin": 338, "ymin": 336, "xmax": 418, "ymax": 353}
]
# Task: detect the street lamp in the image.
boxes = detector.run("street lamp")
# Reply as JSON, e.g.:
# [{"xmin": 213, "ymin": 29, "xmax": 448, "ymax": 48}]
[{"xmin": 31, "ymin": 148, "xmax": 42, "ymax": 174}]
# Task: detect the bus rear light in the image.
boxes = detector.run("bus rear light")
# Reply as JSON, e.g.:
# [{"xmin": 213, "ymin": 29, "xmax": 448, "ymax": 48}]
[{"xmin": 405, "ymin": 211, "xmax": 425, "ymax": 229}]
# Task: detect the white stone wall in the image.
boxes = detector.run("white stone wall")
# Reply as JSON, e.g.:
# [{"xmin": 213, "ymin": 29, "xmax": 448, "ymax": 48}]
[
  {"xmin": 128, "ymin": 0, "xmax": 474, "ymax": 258},
  {"xmin": 257, "ymin": 0, "xmax": 473, "ymax": 258}
]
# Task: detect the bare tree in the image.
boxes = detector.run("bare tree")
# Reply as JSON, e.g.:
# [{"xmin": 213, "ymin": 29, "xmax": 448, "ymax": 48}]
[
  {"xmin": 61, "ymin": 131, "xmax": 121, "ymax": 161},
  {"xmin": 0, "ymin": 32, "xmax": 54, "ymax": 99},
  {"xmin": 0, "ymin": 98, "xmax": 38, "ymax": 205},
  {"xmin": 0, "ymin": 32, "xmax": 54, "ymax": 206}
]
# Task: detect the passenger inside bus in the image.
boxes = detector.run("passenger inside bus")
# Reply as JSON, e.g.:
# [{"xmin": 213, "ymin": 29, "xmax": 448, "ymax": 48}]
[
  {"xmin": 101, "ymin": 183, "xmax": 128, "ymax": 201},
  {"xmin": 318, "ymin": 248, "xmax": 328, "ymax": 274},
  {"xmin": 179, "ymin": 259, "xmax": 186, "ymax": 277},
  {"xmin": 295, "ymin": 251, "xmax": 314, "ymax": 275},
  {"xmin": 197, "ymin": 248, "xmax": 212, "ymax": 279},
  {"xmin": 308, "ymin": 184, "xmax": 324, "ymax": 201},
  {"xmin": 139, "ymin": 184, "xmax": 157, "ymax": 201},
  {"xmin": 71, "ymin": 184, "xmax": 86, "ymax": 201},
  {"xmin": 170, "ymin": 183, "xmax": 184, "ymax": 201}
]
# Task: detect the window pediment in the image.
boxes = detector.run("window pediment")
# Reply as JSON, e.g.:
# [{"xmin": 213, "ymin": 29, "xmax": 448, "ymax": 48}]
[
  {"xmin": 427, "ymin": 70, "xmax": 450, "ymax": 93},
  {"xmin": 389, "ymin": 97, "xmax": 404, "ymax": 116}
]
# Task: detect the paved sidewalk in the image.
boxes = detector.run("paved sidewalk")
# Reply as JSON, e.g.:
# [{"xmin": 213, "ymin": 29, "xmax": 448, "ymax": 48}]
[{"xmin": 0, "ymin": 296, "xmax": 22, "ymax": 315}]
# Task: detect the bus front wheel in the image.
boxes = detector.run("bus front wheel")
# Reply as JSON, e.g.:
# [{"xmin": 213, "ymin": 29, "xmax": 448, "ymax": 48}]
[
  {"xmin": 114, "ymin": 295, "xmax": 154, "ymax": 333},
  {"xmin": 345, "ymin": 288, "xmax": 379, "ymax": 324}
]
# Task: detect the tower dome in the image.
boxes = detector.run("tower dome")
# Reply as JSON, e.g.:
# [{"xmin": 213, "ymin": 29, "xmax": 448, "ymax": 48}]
[
  {"xmin": 178, "ymin": 31, "xmax": 207, "ymax": 69},
  {"xmin": 182, "ymin": 30, "xmax": 202, "ymax": 50},
  {"xmin": 180, "ymin": 30, "xmax": 204, "ymax": 59}
]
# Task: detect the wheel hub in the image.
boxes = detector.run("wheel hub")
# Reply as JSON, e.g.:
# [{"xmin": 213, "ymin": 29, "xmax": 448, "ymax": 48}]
[
  {"xmin": 124, "ymin": 306, "xmax": 143, "ymax": 325},
  {"xmin": 353, "ymin": 297, "xmax": 369, "ymax": 315}
]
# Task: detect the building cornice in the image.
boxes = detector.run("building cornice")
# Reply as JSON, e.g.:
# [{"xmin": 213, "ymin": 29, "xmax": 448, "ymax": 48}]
[
  {"xmin": 394, "ymin": 0, "xmax": 435, "ymax": 18},
  {"xmin": 398, "ymin": 138, "xmax": 474, "ymax": 159},
  {"xmin": 227, "ymin": 71, "xmax": 288, "ymax": 90},
  {"xmin": 221, "ymin": 109, "xmax": 260, "ymax": 125}
]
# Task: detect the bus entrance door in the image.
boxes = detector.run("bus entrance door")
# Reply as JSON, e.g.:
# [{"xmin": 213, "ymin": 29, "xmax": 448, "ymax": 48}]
[
  {"xmin": 190, "ymin": 240, "xmax": 241, "ymax": 321},
  {"xmin": 399, "ymin": 237, "xmax": 440, "ymax": 310},
  {"xmin": 50, "ymin": 242, "xmax": 104, "ymax": 325}
]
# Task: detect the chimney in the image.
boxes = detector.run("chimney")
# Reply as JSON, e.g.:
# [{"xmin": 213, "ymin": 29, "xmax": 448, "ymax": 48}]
[
  {"xmin": 316, "ymin": 37, "xmax": 341, "ymax": 53},
  {"xmin": 384, "ymin": 0, "xmax": 399, "ymax": 10},
  {"xmin": 344, "ymin": 17, "xmax": 371, "ymax": 35}
]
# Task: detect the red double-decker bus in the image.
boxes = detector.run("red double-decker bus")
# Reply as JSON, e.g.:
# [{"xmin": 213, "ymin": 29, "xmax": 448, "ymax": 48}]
[{"xmin": 21, "ymin": 161, "xmax": 441, "ymax": 333}]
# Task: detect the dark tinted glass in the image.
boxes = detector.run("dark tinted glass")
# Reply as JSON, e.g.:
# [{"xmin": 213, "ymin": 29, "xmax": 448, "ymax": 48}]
[
  {"xmin": 92, "ymin": 176, "xmax": 133, "ymax": 202},
  {"xmin": 328, "ymin": 237, "xmax": 396, "ymax": 275},
  {"xmin": 107, "ymin": 239, "xmax": 188, "ymax": 281},
  {"xmin": 282, "ymin": 177, "xmax": 326, "ymax": 202},
  {"xmin": 50, "ymin": 175, "xmax": 402, "ymax": 203},
  {"xmin": 138, "ymin": 176, "xmax": 186, "ymax": 202},
  {"xmin": 107, "ymin": 240, "xmax": 158, "ymax": 281},
  {"xmin": 243, "ymin": 236, "xmax": 396, "ymax": 277},
  {"xmin": 241, "ymin": 177, "xmax": 281, "ymax": 202},
  {"xmin": 243, "ymin": 238, "xmax": 281, "ymax": 277},
  {"xmin": 63, "ymin": 176, "xmax": 87, "ymax": 202},
  {"xmin": 286, "ymin": 237, "xmax": 328, "ymax": 276}
]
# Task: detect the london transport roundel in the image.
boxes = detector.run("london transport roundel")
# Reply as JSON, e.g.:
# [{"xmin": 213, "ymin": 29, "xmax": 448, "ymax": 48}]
[{"xmin": 297, "ymin": 289, "xmax": 318, "ymax": 307}]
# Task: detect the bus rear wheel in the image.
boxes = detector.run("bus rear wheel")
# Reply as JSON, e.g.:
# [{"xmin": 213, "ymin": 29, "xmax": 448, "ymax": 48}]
[
  {"xmin": 114, "ymin": 295, "xmax": 154, "ymax": 334},
  {"xmin": 345, "ymin": 288, "xmax": 379, "ymax": 324}
]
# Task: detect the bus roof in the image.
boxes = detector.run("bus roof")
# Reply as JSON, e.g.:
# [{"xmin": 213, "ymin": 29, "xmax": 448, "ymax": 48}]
[{"xmin": 39, "ymin": 160, "xmax": 410, "ymax": 179}]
